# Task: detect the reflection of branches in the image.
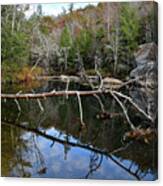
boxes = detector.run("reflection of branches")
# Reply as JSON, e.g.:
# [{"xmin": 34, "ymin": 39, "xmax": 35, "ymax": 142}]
[
  {"xmin": 10, "ymin": 131, "xmax": 32, "ymax": 177},
  {"xmin": 35, "ymin": 110, "xmax": 46, "ymax": 128},
  {"xmin": 109, "ymin": 156, "xmax": 141, "ymax": 180},
  {"xmin": 110, "ymin": 157, "xmax": 152, "ymax": 180},
  {"xmin": 15, "ymin": 112, "xmax": 21, "ymax": 123},
  {"xmin": 139, "ymin": 170, "xmax": 151, "ymax": 180},
  {"xmin": 32, "ymin": 134, "xmax": 47, "ymax": 175},
  {"xmin": 2, "ymin": 121, "xmax": 131, "ymax": 157},
  {"xmin": 3, "ymin": 121, "xmax": 145, "ymax": 180},
  {"xmin": 84, "ymin": 153, "xmax": 103, "ymax": 179}
]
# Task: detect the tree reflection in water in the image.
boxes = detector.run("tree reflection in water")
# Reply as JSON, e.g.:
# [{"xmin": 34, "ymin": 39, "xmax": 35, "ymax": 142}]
[
  {"xmin": 1, "ymin": 82, "xmax": 157, "ymax": 180},
  {"xmin": 2, "ymin": 118, "xmax": 157, "ymax": 180}
]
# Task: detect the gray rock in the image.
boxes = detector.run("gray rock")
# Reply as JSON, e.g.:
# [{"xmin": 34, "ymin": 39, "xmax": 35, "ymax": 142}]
[
  {"xmin": 130, "ymin": 42, "xmax": 158, "ymax": 88},
  {"xmin": 134, "ymin": 42, "xmax": 157, "ymax": 65},
  {"xmin": 129, "ymin": 42, "xmax": 158, "ymax": 123}
]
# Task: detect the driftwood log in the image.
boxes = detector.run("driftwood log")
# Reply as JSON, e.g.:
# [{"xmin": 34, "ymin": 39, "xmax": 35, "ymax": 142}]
[
  {"xmin": 37, "ymin": 75, "xmax": 124, "ymax": 88},
  {"xmin": 1, "ymin": 90, "xmax": 104, "ymax": 99}
]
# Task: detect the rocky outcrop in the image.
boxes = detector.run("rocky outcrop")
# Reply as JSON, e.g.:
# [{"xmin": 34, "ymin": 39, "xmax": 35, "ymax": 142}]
[
  {"xmin": 130, "ymin": 42, "xmax": 157, "ymax": 88},
  {"xmin": 130, "ymin": 43, "xmax": 158, "ymax": 123}
]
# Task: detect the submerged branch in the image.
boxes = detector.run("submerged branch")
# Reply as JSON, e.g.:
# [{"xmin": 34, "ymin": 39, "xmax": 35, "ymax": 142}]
[
  {"xmin": 32, "ymin": 89, "xmax": 44, "ymax": 111},
  {"xmin": 14, "ymin": 98, "xmax": 21, "ymax": 112},
  {"xmin": 93, "ymin": 94, "xmax": 105, "ymax": 112},
  {"xmin": 110, "ymin": 91, "xmax": 136, "ymax": 130},
  {"xmin": 76, "ymin": 91, "xmax": 85, "ymax": 127},
  {"xmin": 65, "ymin": 78, "xmax": 70, "ymax": 99},
  {"xmin": 14, "ymin": 91, "xmax": 22, "ymax": 112},
  {"xmin": 112, "ymin": 90, "xmax": 153, "ymax": 122},
  {"xmin": 37, "ymin": 99, "xmax": 44, "ymax": 112}
]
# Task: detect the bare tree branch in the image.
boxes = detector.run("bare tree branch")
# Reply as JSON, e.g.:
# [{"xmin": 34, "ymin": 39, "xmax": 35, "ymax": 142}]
[
  {"xmin": 93, "ymin": 94, "xmax": 105, "ymax": 112},
  {"xmin": 32, "ymin": 89, "xmax": 44, "ymax": 111},
  {"xmin": 14, "ymin": 98, "xmax": 21, "ymax": 112},
  {"xmin": 110, "ymin": 91, "xmax": 136, "ymax": 130},
  {"xmin": 76, "ymin": 91, "xmax": 85, "ymax": 127},
  {"xmin": 31, "ymin": 58, "xmax": 41, "ymax": 73},
  {"xmin": 1, "ymin": 90, "xmax": 104, "ymax": 99},
  {"xmin": 65, "ymin": 78, "xmax": 70, "ymax": 99},
  {"xmin": 37, "ymin": 98, "xmax": 44, "ymax": 112},
  {"xmin": 112, "ymin": 90, "xmax": 153, "ymax": 122},
  {"xmin": 94, "ymin": 56, "xmax": 103, "ymax": 90}
]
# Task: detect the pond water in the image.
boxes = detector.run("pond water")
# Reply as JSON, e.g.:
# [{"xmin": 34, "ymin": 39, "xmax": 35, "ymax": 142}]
[{"xmin": 1, "ymin": 81, "xmax": 158, "ymax": 180}]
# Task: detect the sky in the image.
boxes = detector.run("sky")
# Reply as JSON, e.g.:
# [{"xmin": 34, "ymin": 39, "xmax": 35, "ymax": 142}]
[{"xmin": 25, "ymin": 2, "xmax": 98, "ymax": 18}]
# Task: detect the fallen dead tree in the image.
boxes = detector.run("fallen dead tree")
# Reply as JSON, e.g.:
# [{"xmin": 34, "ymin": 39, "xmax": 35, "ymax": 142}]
[
  {"xmin": 36, "ymin": 75, "xmax": 139, "ymax": 89},
  {"xmin": 37, "ymin": 75, "xmax": 81, "ymax": 82},
  {"xmin": 1, "ymin": 90, "xmax": 103, "ymax": 99},
  {"xmin": 1, "ymin": 89, "xmax": 153, "ymax": 126},
  {"xmin": 1, "ymin": 74, "xmax": 154, "ymax": 130},
  {"xmin": 1, "ymin": 76, "xmax": 141, "ymax": 100}
]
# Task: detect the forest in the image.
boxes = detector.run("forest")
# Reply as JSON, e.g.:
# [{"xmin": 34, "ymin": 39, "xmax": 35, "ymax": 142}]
[
  {"xmin": 1, "ymin": 2, "xmax": 157, "ymax": 82},
  {"xmin": 1, "ymin": 2, "xmax": 158, "ymax": 180}
]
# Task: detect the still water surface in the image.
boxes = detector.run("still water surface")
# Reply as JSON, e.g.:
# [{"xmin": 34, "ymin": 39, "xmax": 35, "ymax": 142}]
[{"xmin": 1, "ymin": 81, "xmax": 157, "ymax": 180}]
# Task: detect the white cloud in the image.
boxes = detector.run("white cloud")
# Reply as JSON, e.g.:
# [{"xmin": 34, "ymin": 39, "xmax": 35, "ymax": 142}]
[
  {"xmin": 25, "ymin": 2, "xmax": 98, "ymax": 18},
  {"xmin": 25, "ymin": 4, "xmax": 37, "ymax": 18}
]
